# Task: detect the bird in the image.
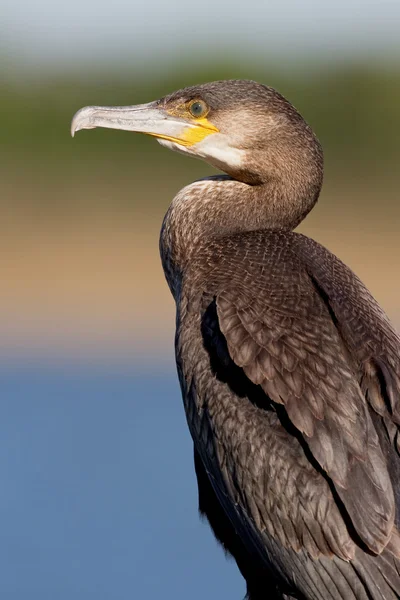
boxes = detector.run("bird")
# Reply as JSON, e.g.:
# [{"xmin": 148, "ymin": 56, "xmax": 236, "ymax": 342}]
[{"xmin": 71, "ymin": 80, "xmax": 400, "ymax": 599}]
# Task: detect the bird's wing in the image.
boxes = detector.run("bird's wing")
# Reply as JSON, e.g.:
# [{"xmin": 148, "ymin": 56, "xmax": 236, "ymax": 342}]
[
  {"xmin": 192, "ymin": 231, "xmax": 399, "ymax": 559},
  {"xmin": 293, "ymin": 233, "xmax": 400, "ymax": 446}
]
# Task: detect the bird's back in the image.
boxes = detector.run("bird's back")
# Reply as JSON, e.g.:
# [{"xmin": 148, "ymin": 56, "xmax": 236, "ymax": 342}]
[{"xmin": 174, "ymin": 230, "xmax": 400, "ymax": 599}]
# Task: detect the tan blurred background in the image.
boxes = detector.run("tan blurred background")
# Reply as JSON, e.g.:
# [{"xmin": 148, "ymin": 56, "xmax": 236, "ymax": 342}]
[{"xmin": 1, "ymin": 2, "xmax": 400, "ymax": 369}]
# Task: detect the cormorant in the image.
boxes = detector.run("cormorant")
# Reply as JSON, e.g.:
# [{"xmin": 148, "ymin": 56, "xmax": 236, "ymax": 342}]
[{"xmin": 71, "ymin": 80, "xmax": 400, "ymax": 599}]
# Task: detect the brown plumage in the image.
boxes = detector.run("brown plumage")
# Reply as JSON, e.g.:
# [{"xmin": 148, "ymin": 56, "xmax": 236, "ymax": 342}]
[{"xmin": 72, "ymin": 80, "xmax": 400, "ymax": 599}]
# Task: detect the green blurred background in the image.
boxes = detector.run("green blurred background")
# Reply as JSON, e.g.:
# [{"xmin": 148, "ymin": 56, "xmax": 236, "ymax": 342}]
[
  {"xmin": 2, "ymin": 57, "xmax": 399, "ymax": 367},
  {"xmin": 1, "ymin": 3, "xmax": 400, "ymax": 598}
]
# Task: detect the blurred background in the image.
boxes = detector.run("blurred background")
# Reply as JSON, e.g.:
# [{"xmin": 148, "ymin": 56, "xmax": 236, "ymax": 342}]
[{"xmin": 1, "ymin": 0, "xmax": 399, "ymax": 598}]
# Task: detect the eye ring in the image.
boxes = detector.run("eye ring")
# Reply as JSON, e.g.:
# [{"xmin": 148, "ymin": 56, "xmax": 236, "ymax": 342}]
[{"xmin": 188, "ymin": 100, "xmax": 208, "ymax": 118}]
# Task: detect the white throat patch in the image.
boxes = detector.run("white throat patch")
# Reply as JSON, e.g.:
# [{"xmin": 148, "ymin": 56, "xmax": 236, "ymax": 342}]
[
  {"xmin": 194, "ymin": 134, "xmax": 245, "ymax": 170},
  {"xmin": 158, "ymin": 133, "xmax": 245, "ymax": 171}
]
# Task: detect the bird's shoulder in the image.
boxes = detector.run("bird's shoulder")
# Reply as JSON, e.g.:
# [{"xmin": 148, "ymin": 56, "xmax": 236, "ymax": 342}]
[{"xmin": 184, "ymin": 229, "xmax": 321, "ymax": 315}]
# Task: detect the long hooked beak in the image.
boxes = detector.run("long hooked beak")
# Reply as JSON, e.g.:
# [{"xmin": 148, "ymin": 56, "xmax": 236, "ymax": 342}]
[{"xmin": 71, "ymin": 102, "xmax": 209, "ymax": 147}]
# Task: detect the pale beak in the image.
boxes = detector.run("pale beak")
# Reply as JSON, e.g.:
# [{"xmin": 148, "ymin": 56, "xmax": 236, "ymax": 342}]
[{"xmin": 71, "ymin": 102, "xmax": 193, "ymax": 145}]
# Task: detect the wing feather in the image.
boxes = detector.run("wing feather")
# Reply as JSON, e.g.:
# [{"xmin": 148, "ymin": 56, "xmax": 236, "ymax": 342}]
[
  {"xmin": 179, "ymin": 230, "xmax": 400, "ymax": 597},
  {"xmin": 199, "ymin": 231, "xmax": 398, "ymax": 555}
]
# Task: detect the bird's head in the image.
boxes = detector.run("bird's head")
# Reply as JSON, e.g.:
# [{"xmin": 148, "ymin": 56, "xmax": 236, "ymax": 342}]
[{"xmin": 71, "ymin": 79, "xmax": 323, "ymax": 187}]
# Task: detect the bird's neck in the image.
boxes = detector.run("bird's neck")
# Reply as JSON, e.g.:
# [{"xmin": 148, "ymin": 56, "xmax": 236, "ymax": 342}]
[{"xmin": 159, "ymin": 175, "xmax": 318, "ymax": 297}]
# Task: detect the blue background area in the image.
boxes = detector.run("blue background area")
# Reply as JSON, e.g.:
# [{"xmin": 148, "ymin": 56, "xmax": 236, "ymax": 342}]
[{"xmin": 0, "ymin": 367, "xmax": 243, "ymax": 599}]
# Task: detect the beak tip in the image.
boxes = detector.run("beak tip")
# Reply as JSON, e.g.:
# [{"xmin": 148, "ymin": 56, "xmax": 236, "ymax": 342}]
[
  {"xmin": 70, "ymin": 106, "xmax": 94, "ymax": 139},
  {"xmin": 70, "ymin": 114, "xmax": 81, "ymax": 138}
]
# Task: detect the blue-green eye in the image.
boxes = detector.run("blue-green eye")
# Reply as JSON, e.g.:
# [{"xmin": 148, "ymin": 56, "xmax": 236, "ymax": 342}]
[{"xmin": 189, "ymin": 100, "xmax": 208, "ymax": 118}]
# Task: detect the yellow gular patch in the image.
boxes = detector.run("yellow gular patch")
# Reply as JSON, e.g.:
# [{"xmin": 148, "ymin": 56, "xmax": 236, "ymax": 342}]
[
  {"xmin": 147, "ymin": 132, "xmax": 192, "ymax": 146},
  {"xmin": 146, "ymin": 118, "xmax": 219, "ymax": 147},
  {"xmin": 181, "ymin": 118, "xmax": 219, "ymax": 146}
]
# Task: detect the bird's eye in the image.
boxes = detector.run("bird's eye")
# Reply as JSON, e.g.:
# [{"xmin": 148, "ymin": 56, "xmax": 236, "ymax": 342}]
[{"xmin": 189, "ymin": 100, "xmax": 208, "ymax": 118}]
